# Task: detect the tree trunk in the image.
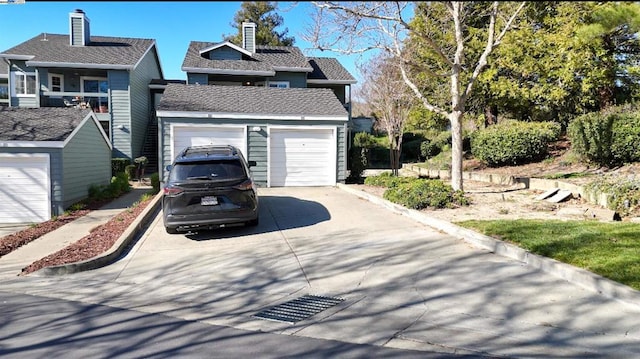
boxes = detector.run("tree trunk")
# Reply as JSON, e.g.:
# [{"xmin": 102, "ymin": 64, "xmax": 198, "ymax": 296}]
[
  {"xmin": 484, "ymin": 104, "xmax": 498, "ymax": 127},
  {"xmin": 450, "ymin": 110, "xmax": 464, "ymax": 191}
]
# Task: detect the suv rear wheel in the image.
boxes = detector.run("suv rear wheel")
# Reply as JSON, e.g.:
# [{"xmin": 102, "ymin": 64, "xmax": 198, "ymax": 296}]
[{"xmin": 165, "ymin": 226, "xmax": 179, "ymax": 234}]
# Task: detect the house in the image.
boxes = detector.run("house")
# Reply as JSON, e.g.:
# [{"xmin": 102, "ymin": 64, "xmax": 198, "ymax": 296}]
[
  {"xmin": 0, "ymin": 9, "xmax": 164, "ymax": 164},
  {"xmin": 0, "ymin": 107, "xmax": 112, "ymax": 223},
  {"xmin": 157, "ymin": 21, "xmax": 357, "ymax": 187}
]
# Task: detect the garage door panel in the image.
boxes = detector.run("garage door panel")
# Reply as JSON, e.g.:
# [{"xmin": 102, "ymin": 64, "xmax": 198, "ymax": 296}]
[
  {"xmin": 172, "ymin": 127, "xmax": 246, "ymax": 160},
  {"xmin": 269, "ymin": 128, "xmax": 335, "ymax": 187},
  {"xmin": 0, "ymin": 156, "xmax": 50, "ymax": 224}
]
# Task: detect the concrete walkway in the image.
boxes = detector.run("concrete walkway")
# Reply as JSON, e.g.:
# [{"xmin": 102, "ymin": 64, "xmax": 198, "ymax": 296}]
[{"xmin": 0, "ymin": 186, "xmax": 153, "ymax": 277}]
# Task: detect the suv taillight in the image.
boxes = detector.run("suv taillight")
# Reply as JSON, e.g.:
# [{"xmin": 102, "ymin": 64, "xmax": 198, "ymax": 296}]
[
  {"xmin": 163, "ymin": 186, "xmax": 184, "ymax": 196},
  {"xmin": 232, "ymin": 179, "xmax": 254, "ymax": 191}
]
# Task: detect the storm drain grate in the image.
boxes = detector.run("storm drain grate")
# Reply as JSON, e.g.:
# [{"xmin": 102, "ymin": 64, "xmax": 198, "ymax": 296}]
[{"xmin": 253, "ymin": 295, "xmax": 345, "ymax": 324}]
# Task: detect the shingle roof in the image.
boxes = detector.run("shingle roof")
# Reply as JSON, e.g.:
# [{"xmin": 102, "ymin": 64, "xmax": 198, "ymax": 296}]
[
  {"xmin": 157, "ymin": 83, "xmax": 348, "ymax": 118},
  {"xmin": 0, "ymin": 33, "xmax": 155, "ymax": 69},
  {"xmin": 0, "ymin": 63, "xmax": 7, "ymax": 77},
  {"xmin": 308, "ymin": 57, "xmax": 357, "ymax": 83},
  {"xmin": 0, "ymin": 107, "xmax": 91, "ymax": 142},
  {"xmin": 182, "ymin": 42, "xmax": 313, "ymax": 73}
]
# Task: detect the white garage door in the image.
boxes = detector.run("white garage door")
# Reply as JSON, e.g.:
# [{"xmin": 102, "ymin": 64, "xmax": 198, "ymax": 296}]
[
  {"xmin": 0, "ymin": 154, "xmax": 50, "ymax": 223},
  {"xmin": 172, "ymin": 126, "xmax": 247, "ymax": 159},
  {"xmin": 269, "ymin": 128, "xmax": 336, "ymax": 187}
]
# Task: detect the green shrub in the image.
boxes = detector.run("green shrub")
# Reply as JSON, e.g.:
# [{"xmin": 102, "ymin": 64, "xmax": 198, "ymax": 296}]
[
  {"xmin": 125, "ymin": 164, "xmax": 137, "ymax": 180},
  {"xmin": 401, "ymin": 139, "xmax": 423, "ymax": 162},
  {"xmin": 347, "ymin": 146, "xmax": 366, "ymax": 182},
  {"xmin": 568, "ymin": 105, "xmax": 640, "ymax": 167},
  {"xmin": 150, "ymin": 172, "xmax": 160, "ymax": 194},
  {"xmin": 112, "ymin": 158, "xmax": 131, "ymax": 177},
  {"xmin": 354, "ymin": 132, "xmax": 376, "ymax": 148},
  {"xmin": 471, "ymin": 120, "xmax": 561, "ymax": 167},
  {"xmin": 364, "ymin": 174, "xmax": 469, "ymax": 210},
  {"xmin": 383, "ymin": 178, "xmax": 469, "ymax": 210}
]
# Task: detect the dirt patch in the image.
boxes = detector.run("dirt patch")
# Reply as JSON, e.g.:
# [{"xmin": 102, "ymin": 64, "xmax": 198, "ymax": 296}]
[{"xmin": 348, "ymin": 179, "xmax": 619, "ymax": 223}]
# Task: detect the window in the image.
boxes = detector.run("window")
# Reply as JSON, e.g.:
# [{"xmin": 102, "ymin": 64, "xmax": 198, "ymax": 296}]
[
  {"xmin": 12, "ymin": 71, "xmax": 36, "ymax": 96},
  {"xmin": 48, "ymin": 73, "xmax": 64, "ymax": 93},
  {"xmin": 268, "ymin": 81, "xmax": 289, "ymax": 89},
  {"xmin": 0, "ymin": 81, "xmax": 8, "ymax": 103},
  {"xmin": 81, "ymin": 76, "xmax": 108, "ymax": 93}
]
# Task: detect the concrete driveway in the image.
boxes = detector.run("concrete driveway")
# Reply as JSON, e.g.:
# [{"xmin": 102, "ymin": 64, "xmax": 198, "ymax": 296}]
[{"xmin": 3, "ymin": 187, "xmax": 640, "ymax": 357}]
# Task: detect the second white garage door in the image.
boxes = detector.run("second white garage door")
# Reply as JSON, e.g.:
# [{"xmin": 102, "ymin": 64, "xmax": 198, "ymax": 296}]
[
  {"xmin": 269, "ymin": 128, "xmax": 336, "ymax": 187},
  {"xmin": 171, "ymin": 125, "xmax": 247, "ymax": 159},
  {"xmin": 0, "ymin": 154, "xmax": 50, "ymax": 223}
]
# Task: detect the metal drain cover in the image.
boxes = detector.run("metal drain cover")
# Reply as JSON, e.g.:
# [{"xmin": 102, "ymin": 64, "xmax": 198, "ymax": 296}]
[{"xmin": 253, "ymin": 295, "xmax": 345, "ymax": 324}]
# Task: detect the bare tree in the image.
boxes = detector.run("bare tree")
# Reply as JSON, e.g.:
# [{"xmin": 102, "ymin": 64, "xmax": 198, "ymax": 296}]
[
  {"xmin": 305, "ymin": 1, "xmax": 525, "ymax": 190},
  {"xmin": 359, "ymin": 54, "xmax": 413, "ymax": 175}
]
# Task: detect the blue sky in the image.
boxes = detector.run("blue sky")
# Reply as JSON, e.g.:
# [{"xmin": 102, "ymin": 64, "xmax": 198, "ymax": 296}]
[{"xmin": 0, "ymin": 1, "xmax": 369, "ymax": 83}]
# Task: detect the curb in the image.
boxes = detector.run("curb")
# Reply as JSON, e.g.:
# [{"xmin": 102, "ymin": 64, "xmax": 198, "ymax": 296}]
[
  {"xmin": 337, "ymin": 183, "xmax": 640, "ymax": 310},
  {"xmin": 40, "ymin": 190, "xmax": 164, "ymax": 276}
]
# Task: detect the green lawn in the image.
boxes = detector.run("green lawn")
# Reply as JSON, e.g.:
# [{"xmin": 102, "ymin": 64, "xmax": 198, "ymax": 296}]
[{"xmin": 456, "ymin": 219, "xmax": 640, "ymax": 291}]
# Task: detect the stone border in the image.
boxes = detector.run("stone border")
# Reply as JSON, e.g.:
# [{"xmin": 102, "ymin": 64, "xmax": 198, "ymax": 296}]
[
  {"xmin": 403, "ymin": 163, "xmax": 612, "ymax": 208},
  {"xmin": 337, "ymin": 183, "xmax": 640, "ymax": 310},
  {"xmin": 40, "ymin": 191, "xmax": 164, "ymax": 276}
]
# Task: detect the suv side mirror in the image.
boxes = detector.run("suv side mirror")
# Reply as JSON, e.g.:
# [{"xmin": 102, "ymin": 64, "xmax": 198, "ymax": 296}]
[{"xmin": 248, "ymin": 161, "xmax": 257, "ymax": 168}]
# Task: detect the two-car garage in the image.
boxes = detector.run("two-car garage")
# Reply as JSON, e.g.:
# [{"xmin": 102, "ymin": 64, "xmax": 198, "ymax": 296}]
[
  {"xmin": 157, "ymin": 84, "xmax": 349, "ymax": 188},
  {"xmin": 169, "ymin": 124, "xmax": 339, "ymax": 187}
]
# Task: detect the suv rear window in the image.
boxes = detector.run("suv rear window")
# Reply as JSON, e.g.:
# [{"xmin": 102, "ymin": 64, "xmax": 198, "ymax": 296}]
[{"xmin": 169, "ymin": 160, "xmax": 246, "ymax": 181}]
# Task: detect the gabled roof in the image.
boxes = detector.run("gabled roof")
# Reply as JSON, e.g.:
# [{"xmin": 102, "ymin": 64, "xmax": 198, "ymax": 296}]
[
  {"xmin": 199, "ymin": 41, "xmax": 252, "ymax": 57},
  {"xmin": 0, "ymin": 33, "xmax": 157, "ymax": 71},
  {"xmin": 182, "ymin": 42, "xmax": 313, "ymax": 75},
  {"xmin": 0, "ymin": 63, "xmax": 7, "ymax": 77},
  {"xmin": 0, "ymin": 107, "xmax": 96, "ymax": 142},
  {"xmin": 157, "ymin": 83, "xmax": 348, "ymax": 120},
  {"xmin": 308, "ymin": 57, "xmax": 357, "ymax": 84}
]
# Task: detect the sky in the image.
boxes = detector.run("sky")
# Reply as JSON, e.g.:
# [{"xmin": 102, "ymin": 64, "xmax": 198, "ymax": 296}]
[{"xmin": 0, "ymin": 1, "xmax": 371, "ymax": 84}]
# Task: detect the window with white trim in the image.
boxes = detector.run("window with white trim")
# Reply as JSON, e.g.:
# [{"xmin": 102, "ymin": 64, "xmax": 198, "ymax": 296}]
[
  {"xmin": 268, "ymin": 81, "xmax": 289, "ymax": 89},
  {"xmin": 48, "ymin": 73, "xmax": 64, "ymax": 93},
  {"xmin": 12, "ymin": 71, "xmax": 36, "ymax": 96}
]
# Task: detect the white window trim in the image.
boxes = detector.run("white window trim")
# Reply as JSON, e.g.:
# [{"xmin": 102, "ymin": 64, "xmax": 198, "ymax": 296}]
[
  {"xmin": 80, "ymin": 76, "xmax": 108, "ymax": 93},
  {"xmin": 267, "ymin": 81, "xmax": 290, "ymax": 89},
  {"xmin": 48, "ymin": 73, "xmax": 64, "ymax": 96},
  {"xmin": 12, "ymin": 71, "xmax": 37, "ymax": 97}
]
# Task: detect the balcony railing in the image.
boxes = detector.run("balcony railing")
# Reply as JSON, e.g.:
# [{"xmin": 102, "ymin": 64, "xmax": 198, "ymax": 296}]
[{"xmin": 42, "ymin": 91, "xmax": 109, "ymax": 113}]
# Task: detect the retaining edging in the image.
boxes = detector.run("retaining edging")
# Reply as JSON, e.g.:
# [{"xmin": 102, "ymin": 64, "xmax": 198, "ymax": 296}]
[
  {"xmin": 337, "ymin": 183, "xmax": 640, "ymax": 310},
  {"xmin": 41, "ymin": 190, "xmax": 163, "ymax": 276}
]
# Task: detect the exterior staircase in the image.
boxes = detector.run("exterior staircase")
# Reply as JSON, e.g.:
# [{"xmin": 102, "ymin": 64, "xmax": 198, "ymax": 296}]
[{"xmin": 140, "ymin": 112, "xmax": 158, "ymax": 175}]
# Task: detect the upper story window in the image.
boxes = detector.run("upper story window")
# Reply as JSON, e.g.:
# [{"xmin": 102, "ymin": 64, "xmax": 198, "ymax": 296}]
[
  {"xmin": 81, "ymin": 76, "xmax": 108, "ymax": 93},
  {"xmin": 268, "ymin": 81, "xmax": 289, "ymax": 89},
  {"xmin": 12, "ymin": 71, "xmax": 36, "ymax": 97},
  {"xmin": 48, "ymin": 73, "xmax": 64, "ymax": 93},
  {"xmin": 0, "ymin": 80, "xmax": 8, "ymax": 103}
]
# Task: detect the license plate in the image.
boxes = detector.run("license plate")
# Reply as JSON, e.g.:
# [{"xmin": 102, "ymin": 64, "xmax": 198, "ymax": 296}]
[{"xmin": 201, "ymin": 196, "xmax": 218, "ymax": 206}]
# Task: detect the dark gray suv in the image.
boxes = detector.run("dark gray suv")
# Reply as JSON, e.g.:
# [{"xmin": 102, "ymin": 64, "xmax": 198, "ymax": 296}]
[{"xmin": 162, "ymin": 145, "xmax": 259, "ymax": 234}]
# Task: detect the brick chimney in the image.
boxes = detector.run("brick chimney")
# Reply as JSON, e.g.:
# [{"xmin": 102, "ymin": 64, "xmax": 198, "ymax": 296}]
[
  {"xmin": 242, "ymin": 20, "xmax": 256, "ymax": 54},
  {"xmin": 69, "ymin": 9, "xmax": 90, "ymax": 46}
]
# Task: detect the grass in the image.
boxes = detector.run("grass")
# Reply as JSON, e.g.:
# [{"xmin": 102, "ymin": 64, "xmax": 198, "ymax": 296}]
[{"xmin": 456, "ymin": 219, "xmax": 640, "ymax": 291}]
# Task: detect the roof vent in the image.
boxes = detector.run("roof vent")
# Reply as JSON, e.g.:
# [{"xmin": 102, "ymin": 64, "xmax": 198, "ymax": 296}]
[
  {"xmin": 242, "ymin": 21, "xmax": 256, "ymax": 54},
  {"xmin": 69, "ymin": 9, "xmax": 90, "ymax": 46}
]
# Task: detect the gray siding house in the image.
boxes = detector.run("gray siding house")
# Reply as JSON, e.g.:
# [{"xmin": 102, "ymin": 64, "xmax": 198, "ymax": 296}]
[
  {"xmin": 157, "ymin": 21, "xmax": 356, "ymax": 187},
  {"xmin": 0, "ymin": 107, "xmax": 111, "ymax": 223},
  {"xmin": 0, "ymin": 9, "xmax": 164, "ymax": 162}
]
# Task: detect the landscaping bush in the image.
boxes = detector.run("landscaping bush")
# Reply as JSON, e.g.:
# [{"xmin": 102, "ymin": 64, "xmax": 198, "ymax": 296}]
[
  {"xmin": 125, "ymin": 164, "xmax": 137, "ymax": 181},
  {"xmin": 347, "ymin": 145, "xmax": 366, "ymax": 182},
  {"xmin": 585, "ymin": 177, "xmax": 640, "ymax": 217},
  {"xmin": 112, "ymin": 158, "xmax": 131, "ymax": 177},
  {"xmin": 471, "ymin": 120, "xmax": 561, "ymax": 167},
  {"xmin": 364, "ymin": 173, "xmax": 469, "ymax": 210},
  {"xmin": 150, "ymin": 172, "xmax": 160, "ymax": 194},
  {"xmin": 568, "ymin": 105, "xmax": 640, "ymax": 167}
]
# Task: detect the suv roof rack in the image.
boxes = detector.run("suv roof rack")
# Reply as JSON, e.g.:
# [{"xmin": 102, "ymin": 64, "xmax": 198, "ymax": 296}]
[{"xmin": 176, "ymin": 145, "xmax": 240, "ymax": 162}]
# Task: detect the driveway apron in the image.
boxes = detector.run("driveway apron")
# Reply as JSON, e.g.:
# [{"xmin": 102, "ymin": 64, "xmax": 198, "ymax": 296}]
[{"xmin": 2, "ymin": 187, "xmax": 639, "ymax": 358}]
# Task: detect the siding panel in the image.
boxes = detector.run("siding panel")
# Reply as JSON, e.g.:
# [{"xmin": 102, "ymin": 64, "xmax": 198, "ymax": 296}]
[
  {"xmin": 62, "ymin": 117, "xmax": 112, "ymax": 208},
  {"xmin": 129, "ymin": 47, "xmax": 162, "ymax": 160},
  {"xmin": 108, "ymin": 70, "xmax": 131, "ymax": 158}
]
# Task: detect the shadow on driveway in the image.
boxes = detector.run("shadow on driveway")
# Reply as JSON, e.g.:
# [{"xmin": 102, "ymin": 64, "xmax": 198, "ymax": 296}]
[{"xmin": 186, "ymin": 195, "xmax": 331, "ymax": 241}]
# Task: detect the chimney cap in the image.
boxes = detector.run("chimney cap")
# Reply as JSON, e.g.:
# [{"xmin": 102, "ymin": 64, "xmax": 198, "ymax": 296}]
[{"xmin": 74, "ymin": 9, "xmax": 85, "ymax": 14}]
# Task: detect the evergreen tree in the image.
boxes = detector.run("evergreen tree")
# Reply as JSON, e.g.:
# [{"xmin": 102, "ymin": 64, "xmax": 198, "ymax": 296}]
[{"xmin": 224, "ymin": 1, "xmax": 295, "ymax": 46}]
